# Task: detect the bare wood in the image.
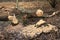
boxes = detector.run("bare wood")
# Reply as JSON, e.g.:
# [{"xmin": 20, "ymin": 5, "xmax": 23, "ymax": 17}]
[{"xmin": 20, "ymin": 8, "xmax": 60, "ymax": 18}]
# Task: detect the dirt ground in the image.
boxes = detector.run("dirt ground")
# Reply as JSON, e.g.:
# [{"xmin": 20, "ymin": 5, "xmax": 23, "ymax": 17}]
[{"xmin": 0, "ymin": 1, "xmax": 60, "ymax": 40}]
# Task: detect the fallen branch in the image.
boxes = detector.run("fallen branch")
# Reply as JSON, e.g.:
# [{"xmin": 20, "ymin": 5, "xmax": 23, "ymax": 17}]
[{"xmin": 43, "ymin": 11, "xmax": 60, "ymax": 17}]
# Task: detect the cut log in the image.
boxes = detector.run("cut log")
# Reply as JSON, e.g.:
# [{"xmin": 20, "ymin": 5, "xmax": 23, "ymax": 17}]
[
  {"xmin": 19, "ymin": 8, "xmax": 60, "ymax": 19},
  {"xmin": 0, "ymin": 7, "xmax": 59, "ymax": 21},
  {"xmin": 0, "ymin": 11, "xmax": 8, "ymax": 21}
]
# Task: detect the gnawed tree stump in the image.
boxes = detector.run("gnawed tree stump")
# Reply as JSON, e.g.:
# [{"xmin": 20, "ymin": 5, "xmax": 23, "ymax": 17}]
[
  {"xmin": 0, "ymin": 7, "xmax": 20, "ymax": 21},
  {"xmin": 0, "ymin": 7, "xmax": 19, "ymax": 25}
]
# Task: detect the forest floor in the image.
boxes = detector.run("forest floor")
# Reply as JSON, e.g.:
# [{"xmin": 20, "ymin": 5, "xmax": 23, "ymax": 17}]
[{"xmin": 0, "ymin": 1, "xmax": 60, "ymax": 40}]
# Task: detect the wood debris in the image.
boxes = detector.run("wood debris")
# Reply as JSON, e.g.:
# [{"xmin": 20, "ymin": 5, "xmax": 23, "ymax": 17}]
[
  {"xmin": 21, "ymin": 21, "xmax": 58, "ymax": 38},
  {"xmin": 8, "ymin": 13, "xmax": 18, "ymax": 25},
  {"xmin": 4, "ymin": 19, "xmax": 58, "ymax": 39},
  {"xmin": 35, "ymin": 19, "xmax": 46, "ymax": 27}
]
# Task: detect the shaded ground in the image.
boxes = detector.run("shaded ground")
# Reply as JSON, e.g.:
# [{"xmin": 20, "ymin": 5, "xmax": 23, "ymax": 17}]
[{"xmin": 0, "ymin": 1, "xmax": 60, "ymax": 40}]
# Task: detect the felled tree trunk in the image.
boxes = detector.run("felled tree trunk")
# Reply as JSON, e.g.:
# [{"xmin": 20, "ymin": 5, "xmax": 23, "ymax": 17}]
[
  {"xmin": 19, "ymin": 8, "xmax": 37, "ymax": 17},
  {"xmin": 0, "ymin": 15, "xmax": 8, "ymax": 21},
  {"xmin": 0, "ymin": 7, "xmax": 59, "ymax": 21},
  {"xmin": 18, "ymin": 8, "xmax": 49, "ymax": 18},
  {"xmin": 0, "ymin": 11, "xmax": 8, "ymax": 21}
]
